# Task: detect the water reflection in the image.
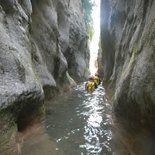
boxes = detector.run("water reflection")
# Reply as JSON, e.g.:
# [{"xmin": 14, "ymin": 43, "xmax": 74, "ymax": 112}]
[
  {"xmin": 21, "ymin": 83, "xmax": 113, "ymax": 155},
  {"xmin": 79, "ymin": 86, "xmax": 111, "ymax": 154},
  {"xmin": 45, "ymin": 83, "xmax": 113, "ymax": 155}
]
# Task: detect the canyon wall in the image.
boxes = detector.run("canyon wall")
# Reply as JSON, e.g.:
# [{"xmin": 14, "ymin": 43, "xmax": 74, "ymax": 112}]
[
  {"xmin": 0, "ymin": 0, "xmax": 89, "ymax": 154},
  {"xmin": 100, "ymin": 0, "xmax": 155, "ymax": 154}
]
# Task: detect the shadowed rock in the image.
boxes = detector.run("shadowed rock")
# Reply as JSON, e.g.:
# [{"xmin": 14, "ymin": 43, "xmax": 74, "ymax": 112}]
[{"xmin": 100, "ymin": 0, "xmax": 155, "ymax": 154}]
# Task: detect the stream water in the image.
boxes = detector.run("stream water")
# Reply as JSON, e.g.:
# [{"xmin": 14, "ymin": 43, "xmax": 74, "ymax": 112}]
[{"xmin": 21, "ymin": 83, "xmax": 114, "ymax": 155}]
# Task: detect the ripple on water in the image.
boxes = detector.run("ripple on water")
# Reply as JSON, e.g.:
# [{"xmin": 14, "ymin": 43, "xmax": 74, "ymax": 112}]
[{"xmin": 21, "ymin": 83, "xmax": 113, "ymax": 155}]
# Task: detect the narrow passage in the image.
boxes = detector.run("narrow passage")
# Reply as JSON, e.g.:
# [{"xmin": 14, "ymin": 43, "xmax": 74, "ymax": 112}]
[{"xmin": 21, "ymin": 83, "xmax": 113, "ymax": 155}]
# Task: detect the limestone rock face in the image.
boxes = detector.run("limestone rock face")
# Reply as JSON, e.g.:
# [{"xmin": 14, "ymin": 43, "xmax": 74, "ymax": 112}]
[
  {"xmin": 64, "ymin": 1, "xmax": 90, "ymax": 82},
  {"xmin": 100, "ymin": 0, "xmax": 155, "ymax": 154},
  {"xmin": 97, "ymin": 43, "xmax": 104, "ymax": 78},
  {"xmin": 0, "ymin": 0, "xmax": 89, "ymax": 153}
]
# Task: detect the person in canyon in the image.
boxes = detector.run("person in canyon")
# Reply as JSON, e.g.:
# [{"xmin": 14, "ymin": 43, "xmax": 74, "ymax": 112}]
[
  {"xmin": 93, "ymin": 73, "xmax": 101, "ymax": 86},
  {"xmin": 85, "ymin": 77, "xmax": 96, "ymax": 92}
]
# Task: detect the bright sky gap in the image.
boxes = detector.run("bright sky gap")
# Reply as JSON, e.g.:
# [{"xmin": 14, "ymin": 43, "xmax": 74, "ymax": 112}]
[{"xmin": 89, "ymin": 0, "xmax": 100, "ymax": 76}]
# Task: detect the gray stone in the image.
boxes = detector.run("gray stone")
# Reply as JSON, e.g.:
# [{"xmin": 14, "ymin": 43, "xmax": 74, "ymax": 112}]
[
  {"xmin": 0, "ymin": 0, "xmax": 89, "ymax": 153},
  {"xmin": 100, "ymin": 0, "xmax": 155, "ymax": 154}
]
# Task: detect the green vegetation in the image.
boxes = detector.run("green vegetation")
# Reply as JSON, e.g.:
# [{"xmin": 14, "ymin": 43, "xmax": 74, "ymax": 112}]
[
  {"xmin": 87, "ymin": 25, "xmax": 94, "ymax": 41},
  {"xmin": 131, "ymin": 46, "xmax": 138, "ymax": 56},
  {"xmin": 81, "ymin": 0, "xmax": 95, "ymax": 41},
  {"xmin": 121, "ymin": 45, "xmax": 139, "ymax": 80}
]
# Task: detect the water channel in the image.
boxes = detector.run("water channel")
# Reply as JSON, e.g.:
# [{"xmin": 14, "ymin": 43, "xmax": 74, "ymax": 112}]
[{"xmin": 21, "ymin": 83, "xmax": 114, "ymax": 155}]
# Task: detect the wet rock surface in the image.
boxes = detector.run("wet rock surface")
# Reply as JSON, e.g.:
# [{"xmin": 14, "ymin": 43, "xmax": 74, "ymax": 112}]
[
  {"xmin": 0, "ymin": 0, "xmax": 89, "ymax": 153},
  {"xmin": 100, "ymin": 0, "xmax": 155, "ymax": 154}
]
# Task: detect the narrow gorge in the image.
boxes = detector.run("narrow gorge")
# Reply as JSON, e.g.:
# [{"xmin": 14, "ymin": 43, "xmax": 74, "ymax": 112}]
[{"xmin": 0, "ymin": 0, "xmax": 155, "ymax": 155}]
